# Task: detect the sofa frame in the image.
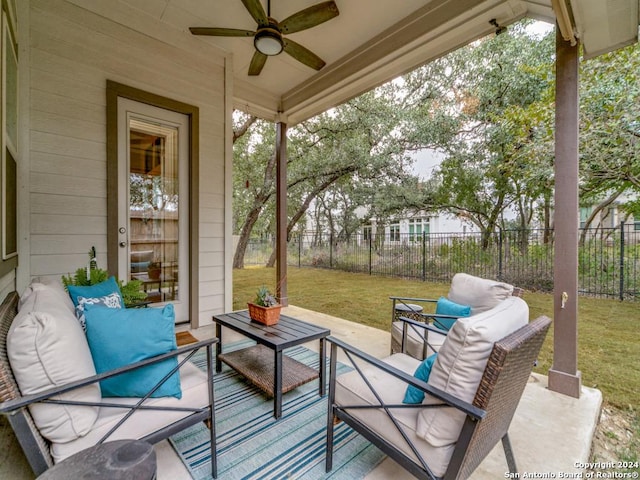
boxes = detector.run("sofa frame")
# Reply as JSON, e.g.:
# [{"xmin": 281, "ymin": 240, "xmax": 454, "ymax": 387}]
[{"xmin": 0, "ymin": 291, "xmax": 218, "ymax": 478}]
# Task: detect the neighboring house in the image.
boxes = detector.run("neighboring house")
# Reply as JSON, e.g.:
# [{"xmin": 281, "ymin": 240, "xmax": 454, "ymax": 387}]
[
  {"xmin": 580, "ymin": 193, "xmax": 639, "ymax": 231},
  {"xmin": 364, "ymin": 212, "xmax": 479, "ymax": 245}
]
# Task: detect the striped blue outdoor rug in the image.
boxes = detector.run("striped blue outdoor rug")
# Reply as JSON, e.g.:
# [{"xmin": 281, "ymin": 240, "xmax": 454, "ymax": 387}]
[{"xmin": 169, "ymin": 341, "xmax": 385, "ymax": 480}]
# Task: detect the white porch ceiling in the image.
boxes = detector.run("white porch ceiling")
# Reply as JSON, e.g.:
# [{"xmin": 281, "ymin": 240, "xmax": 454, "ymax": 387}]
[{"xmin": 114, "ymin": 0, "xmax": 639, "ymax": 124}]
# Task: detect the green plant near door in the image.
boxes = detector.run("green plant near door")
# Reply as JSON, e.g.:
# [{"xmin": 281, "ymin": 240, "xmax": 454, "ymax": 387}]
[{"xmin": 62, "ymin": 247, "xmax": 148, "ymax": 307}]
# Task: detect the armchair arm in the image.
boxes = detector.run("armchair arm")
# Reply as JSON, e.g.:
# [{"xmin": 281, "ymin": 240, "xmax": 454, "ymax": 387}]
[
  {"xmin": 389, "ymin": 296, "xmax": 438, "ymax": 304},
  {"xmin": 0, "ymin": 337, "xmax": 218, "ymax": 413},
  {"xmin": 411, "ymin": 311, "xmax": 463, "ymax": 331},
  {"xmin": 395, "ymin": 315, "xmax": 450, "ymax": 359},
  {"xmin": 327, "ymin": 335, "xmax": 484, "ymax": 420},
  {"xmin": 397, "ymin": 315, "xmax": 448, "ymax": 335},
  {"xmin": 326, "ymin": 336, "xmax": 485, "ymax": 479}
]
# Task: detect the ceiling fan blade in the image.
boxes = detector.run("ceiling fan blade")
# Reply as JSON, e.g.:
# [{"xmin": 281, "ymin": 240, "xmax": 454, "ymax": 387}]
[
  {"xmin": 189, "ymin": 27, "xmax": 255, "ymax": 37},
  {"xmin": 248, "ymin": 51, "xmax": 268, "ymax": 75},
  {"xmin": 279, "ymin": 1, "xmax": 339, "ymax": 34},
  {"xmin": 241, "ymin": 0, "xmax": 268, "ymax": 26},
  {"xmin": 283, "ymin": 39, "xmax": 326, "ymax": 71}
]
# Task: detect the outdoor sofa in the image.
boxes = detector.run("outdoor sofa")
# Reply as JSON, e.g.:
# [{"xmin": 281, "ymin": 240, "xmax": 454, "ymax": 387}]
[{"xmin": 0, "ymin": 278, "xmax": 218, "ymax": 478}]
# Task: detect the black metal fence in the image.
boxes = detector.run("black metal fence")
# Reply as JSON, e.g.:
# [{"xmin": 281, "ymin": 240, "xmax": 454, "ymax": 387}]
[{"xmin": 242, "ymin": 222, "xmax": 640, "ymax": 301}]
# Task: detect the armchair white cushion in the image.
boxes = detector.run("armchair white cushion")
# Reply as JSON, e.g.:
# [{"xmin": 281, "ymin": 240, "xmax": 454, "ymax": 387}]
[
  {"xmin": 334, "ymin": 353, "xmax": 456, "ymax": 474},
  {"xmin": 50, "ymin": 359, "xmax": 209, "ymax": 463},
  {"xmin": 391, "ymin": 273, "xmax": 515, "ymax": 360},
  {"xmin": 447, "ymin": 273, "xmax": 514, "ymax": 315},
  {"xmin": 417, "ymin": 295, "xmax": 529, "ymax": 445}
]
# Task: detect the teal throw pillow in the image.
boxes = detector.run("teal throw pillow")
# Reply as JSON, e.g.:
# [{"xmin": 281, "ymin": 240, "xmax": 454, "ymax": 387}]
[
  {"xmin": 84, "ymin": 303, "xmax": 181, "ymax": 398},
  {"xmin": 434, "ymin": 296, "xmax": 471, "ymax": 331},
  {"xmin": 403, "ymin": 353, "xmax": 438, "ymax": 404},
  {"xmin": 67, "ymin": 276, "xmax": 125, "ymax": 308}
]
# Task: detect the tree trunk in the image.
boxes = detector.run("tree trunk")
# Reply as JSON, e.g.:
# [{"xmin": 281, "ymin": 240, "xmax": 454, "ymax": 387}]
[
  {"xmin": 578, "ymin": 189, "xmax": 622, "ymax": 245},
  {"xmin": 265, "ymin": 168, "xmax": 359, "ymax": 267},
  {"xmin": 232, "ymin": 159, "xmax": 277, "ymax": 268},
  {"xmin": 233, "ymin": 203, "xmax": 267, "ymax": 269},
  {"xmin": 543, "ymin": 191, "xmax": 552, "ymax": 244},
  {"xmin": 481, "ymin": 192, "xmax": 505, "ymax": 250}
]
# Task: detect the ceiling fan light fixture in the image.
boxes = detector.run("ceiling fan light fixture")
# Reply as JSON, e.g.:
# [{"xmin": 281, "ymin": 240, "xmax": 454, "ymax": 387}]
[{"xmin": 254, "ymin": 28, "xmax": 283, "ymax": 55}]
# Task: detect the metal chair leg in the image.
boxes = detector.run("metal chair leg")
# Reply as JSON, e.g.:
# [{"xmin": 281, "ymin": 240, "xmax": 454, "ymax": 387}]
[{"xmin": 502, "ymin": 433, "xmax": 518, "ymax": 474}]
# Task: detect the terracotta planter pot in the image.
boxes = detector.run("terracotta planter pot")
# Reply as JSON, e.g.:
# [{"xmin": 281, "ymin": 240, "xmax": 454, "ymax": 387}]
[
  {"xmin": 247, "ymin": 303, "xmax": 281, "ymax": 326},
  {"xmin": 148, "ymin": 265, "xmax": 161, "ymax": 280}
]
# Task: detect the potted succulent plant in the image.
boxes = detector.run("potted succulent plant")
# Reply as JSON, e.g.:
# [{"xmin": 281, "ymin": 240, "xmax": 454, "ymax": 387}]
[{"xmin": 248, "ymin": 286, "xmax": 281, "ymax": 325}]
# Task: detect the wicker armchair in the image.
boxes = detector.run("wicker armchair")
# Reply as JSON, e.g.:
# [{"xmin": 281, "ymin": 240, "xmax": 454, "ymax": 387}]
[
  {"xmin": 390, "ymin": 273, "xmax": 523, "ymax": 360},
  {"xmin": 327, "ymin": 315, "xmax": 551, "ymax": 480}
]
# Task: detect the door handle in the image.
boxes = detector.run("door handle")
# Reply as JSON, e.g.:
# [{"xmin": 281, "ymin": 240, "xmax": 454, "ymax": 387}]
[{"xmin": 119, "ymin": 241, "xmax": 127, "ymax": 248}]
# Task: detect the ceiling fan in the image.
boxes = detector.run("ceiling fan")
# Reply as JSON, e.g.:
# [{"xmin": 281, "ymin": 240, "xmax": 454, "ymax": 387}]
[{"xmin": 190, "ymin": 0, "xmax": 339, "ymax": 76}]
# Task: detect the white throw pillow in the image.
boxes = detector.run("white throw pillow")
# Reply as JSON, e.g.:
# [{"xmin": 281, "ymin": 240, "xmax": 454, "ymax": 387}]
[
  {"xmin": 416, "ymin": 296, "xmax": 528, "ymax": 447},
  {"xmin": 7, "ymin": 287, "xmax": 100, "ymax": 443},
  {"xmin": 447, "ymin": 273, "xmax": 514, "ymax": 315}
]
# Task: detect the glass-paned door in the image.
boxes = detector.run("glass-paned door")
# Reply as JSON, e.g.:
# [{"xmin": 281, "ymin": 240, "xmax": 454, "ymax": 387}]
[{"xmin": 117, "ymin": 98, "xmax": 189, "ymax": 322}]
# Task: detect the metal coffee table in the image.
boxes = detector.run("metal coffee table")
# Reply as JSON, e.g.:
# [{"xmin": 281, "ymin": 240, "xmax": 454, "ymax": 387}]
[{"xmin": 213, "ymin": 310, "xmax": 330, "ymax": 419}]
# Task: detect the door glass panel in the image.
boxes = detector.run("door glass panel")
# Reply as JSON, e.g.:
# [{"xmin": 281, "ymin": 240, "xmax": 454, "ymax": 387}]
[{"xmin": 128, "ymin": 118, "xmax": 180, "ymax": 304}]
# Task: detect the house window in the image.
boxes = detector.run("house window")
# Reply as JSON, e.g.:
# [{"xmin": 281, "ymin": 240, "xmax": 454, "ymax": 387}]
[
  {"xmin": 607, "ymin": 207, "xmax": 617, "ymax": 228},
  {"xmin": 408, "ymin": 218, "xmax": 429, "ymax": 242},
  {"xmin": 634, "ymin": 221, "xmax": 640, "ymax": 231},
  {"xmin": 579, "ymin": 207, "xmax": 592, "ymax": 229},
  {"xmin": 389, "ymin": 223, "xmax": 400, "ymax": 242},
  {"xmin": 363, "ymin": 226, "xmax": 372, "ymax": 242}
]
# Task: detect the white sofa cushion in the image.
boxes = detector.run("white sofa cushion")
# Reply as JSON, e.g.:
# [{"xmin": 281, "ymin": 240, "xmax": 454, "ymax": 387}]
[
  {"xmin": 19, "ymin": 277, "xmax": 75, "ymax": 314},
  {"xmin": 334, "ymin": 353, "xmax": 454, "ymax": 477},
  {"xmin": 7, "ymin": 285, "xmax": 101, "ymax": 443},
  {"xmin": 416, "ymin": 296, "xmax": 528, "ymax": 446},
  {"xmin": 447, "ymin": 273, "xmax": 514, "ymax": 315},
  {"xmin": 50, "ymin": 359, "xmax": 210, "ymax": 463}
]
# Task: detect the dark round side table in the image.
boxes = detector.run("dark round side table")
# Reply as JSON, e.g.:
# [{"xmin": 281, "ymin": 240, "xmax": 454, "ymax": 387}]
[
  {"xmin": 37, "ymin": 439, "xmax": 156, "ymax": 480},
  {"xmin": 394, "ymin": 303, "xmax": 424, "ymax": 322}
]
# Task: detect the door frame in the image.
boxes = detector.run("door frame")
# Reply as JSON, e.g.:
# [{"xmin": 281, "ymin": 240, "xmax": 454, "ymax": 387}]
[{"xmin": 106, "ymin": 80, "xmax": 199, "ymax": 327}]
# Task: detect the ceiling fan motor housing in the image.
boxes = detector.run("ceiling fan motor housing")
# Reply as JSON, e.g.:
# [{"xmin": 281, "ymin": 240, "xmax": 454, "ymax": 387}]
[{"xmin": 254, "ymin": 18, "xmax": 284, "ymax": 56}]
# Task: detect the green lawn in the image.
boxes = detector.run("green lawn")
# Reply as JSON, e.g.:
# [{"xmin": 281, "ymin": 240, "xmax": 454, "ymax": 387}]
[{"xmin": 233, "ymin": 266, "xmax": 640, "ymax": 413}]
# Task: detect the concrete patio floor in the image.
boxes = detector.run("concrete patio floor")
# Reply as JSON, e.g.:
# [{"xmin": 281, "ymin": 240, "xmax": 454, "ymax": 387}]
[{"xmin": 0, "ymin": 305, "xmax": 602, "ymax": 479}]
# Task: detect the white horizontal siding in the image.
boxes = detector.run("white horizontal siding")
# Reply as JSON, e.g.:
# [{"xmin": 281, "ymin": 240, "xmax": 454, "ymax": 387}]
[
  {"xmin": 30, "ymin": 172, "xmax": 106, "ymax": 198},
  {"xmin": 31, "ymin": 234, "xmax": 106, "ymax": 256},
  {"xmin": 30, "ymin": 192, "xmax": 104, "ymax": 213},
  {"xmin": 30, "ymin": 152, "xmax": 106, "ymax": 180},
  {"xmin": 0, "ymin": 272, "xmax": 16, "ymax": 300},
  {"xmin": 30, "ymin": 88, "xmax": 106, "ymax": 125},
  {"xmin": 26, "ymin": 0, "xmax": 229, "ymax": 325}
]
